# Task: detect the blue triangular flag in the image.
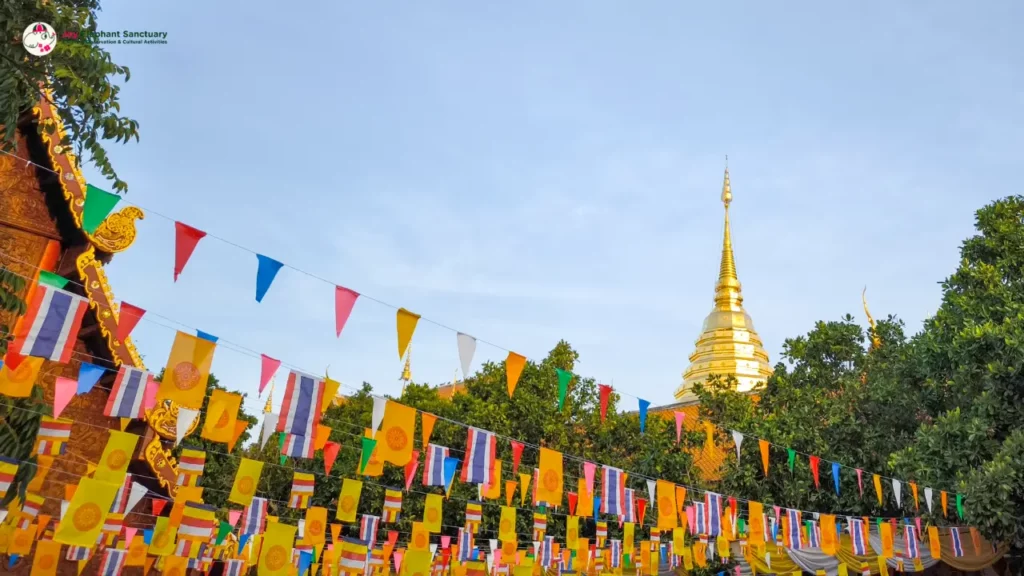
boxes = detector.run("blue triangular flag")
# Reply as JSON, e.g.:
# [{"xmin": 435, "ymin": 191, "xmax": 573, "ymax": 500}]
[
  {"xmin": 196, "ymin": 330, "xmax": 218, "ymax": 343},
  {"xmin": 77, "ymin": 362, "xmax": 106, "ymax": 394},
  {"xmin": 143, "ymin": 529, "xmax": 153, "ymax": 545},
  {"xmin": 255, "ymin": 254, "xmax": 284, "ymax": 303},
  {"xmin": 638, "ymin": 398, "xmax": 650, "ymax": 434},
  {"xmin": 593, "ymin": 496, "xmax": 601, "ymax": 519},
  {"xmin": 443, "ymin": 457, "xmax": 460, "ymax": 492},
  {"xmin": 298, "ymin": 550, "xmax": 313, "ymax": 575},
  {"xmin": 832, "ymin": 462, "xmax": 841, "ymax": 495},
  {"xmin": 238, "ymin": 533, "xmax": 251, "ymax": 550},
  {"xmin": 9, "ymin": 555, "xmax": 18, "ymax": 568}
]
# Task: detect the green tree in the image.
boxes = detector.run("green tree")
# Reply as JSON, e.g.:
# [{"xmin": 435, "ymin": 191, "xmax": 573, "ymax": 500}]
[{"xmin": 1, "ymin": 0, "xmax": 139, "ymax": 192}]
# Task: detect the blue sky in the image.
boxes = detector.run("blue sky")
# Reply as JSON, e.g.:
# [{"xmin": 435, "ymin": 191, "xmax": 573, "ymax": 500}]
[{"xmin": 81, "ymin": 1, "xmax": 1023, "ymax": 417}]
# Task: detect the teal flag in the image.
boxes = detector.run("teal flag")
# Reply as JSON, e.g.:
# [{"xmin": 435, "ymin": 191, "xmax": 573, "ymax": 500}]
[
  {"xmin": 556, "ymin": 368, "xmax": 572, "ymax": 410},
  {"xmin": 81, "ymin": 184, "xmax": 121, "ymax": 234}
]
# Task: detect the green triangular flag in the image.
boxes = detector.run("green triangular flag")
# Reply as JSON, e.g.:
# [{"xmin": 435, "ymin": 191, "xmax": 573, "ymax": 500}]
[
  {"xmin": 787, "ymin": 448, "xmax": 796, "ymax": 471},
  {"xmin": 359, "ymin": 436, "xmax": 377, "ymax": 474},
  {"xmin": 956, "ymin": 494, "xmax": 964, "ymax": 519},
  {"xmin": 738, "ymin": 518, "xmax": 746, "ymax": 534},
  {"xmin": 278, "ymin": 432, "xmax": 287, "ymax": 465},
  {"xmin": 215, "ymin": 521, "xmax": 232, "ymax": 545},
  {"xmin": 81, "ymin": 184, "xmax": 121, "ymax": 234},
  {"xmin": 556, "ymin": 368, "xmax": 572, "ymax": 411},
  {"xmin": 313, "ymin": 544, "xmax": 322, "ymax": 562},
  {"xmin": 37, "ymin": 271, "xmax": 69, "ymax": 289}
]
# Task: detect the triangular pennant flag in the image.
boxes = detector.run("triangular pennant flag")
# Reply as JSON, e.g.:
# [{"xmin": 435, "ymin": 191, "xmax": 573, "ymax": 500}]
[
  {"xmin": 956, "ymin": 493, "xmax": 964, "ymax": 519},
  {"xmin": 228, "ymin": 420, "xmax": 248, "ymax": 453},
  {"xmin": 924, "ymin": 487, "xmax": 933, "ymax": 513},
  {"xmin": 646, "ymin": 479, "xmax": 656, "ymax": 503},
  {"xmin": 77, "ymin": 559, "xmax": 87, "ymax": 575},
  {"xmin": 787, "ymin": 448, "xmax": 796, "ymax": 472},
  {"xmin": 457, "ymin": 333, "xmax": 477, "ymax": 378},
  {"xmin": 638, "ymin": 399, "xmax": 650, "ymax": 433},
  {"xmin": 856, "ymin": 469, "xmax": 864, "ymax": 496},
  {"xmin": 404, "ymin": 450, "xmax": 420, "ymax": 491},
  {"xmin": 261, "ymin": 412, "xmax": 279, "ymax": 448},
  {"xmin": 334, "ymin": 285, "xmax": 360, "ymax": 337},
  {"xmin": 53, "ymin": 376, "xmax": 76, "ymax": 418},
  {"xmin": 396, "ymin": 308, "xmax": 420, "ymax": 359},
  {"xmin": 196, "ymin": 330, "xmax": 218, "ymax": 343},
  {"xmin": 254, "ymin": 254, "xmax": 284, "ymax": 303},
  {"xmin": 359, "ymin": 437, "xmax": 377, "ymax": 473},
  {"xmin": 505, "ymin": 480, "xmax": 517, "ymax": 507},
  {"xmin": 371, "ymin": 396, "xmax": 387, "ymax": 437},
  {"xmin": 510, "ymin": 440, "xmax": 524, "ymax": 475},
  {"xmin": 152, "ymin": 499, "xmax": 167, "ymax": 516},
  {"xmin": 832, "ymin": 462, "xmax": 841, "ymax": 495},
  {"xmin": 506, "ymin": 352, "xmax": 527, "ymax": 397},
  {"xmin": 809, "ymin": 455, "xmax": 820, "ymax": 488},
  {"xmin": 123, "ymin": 526, "xmax": 138, "ymax": 545},
  {"xmin": 228, "ymin": 509, "xmax": 242, "ymax": 527},
  {"xmin": 176, "ymin": 407, "xmax": 199, "ymax": 445},
  {"xmin": 442, "ymin": 457, "xmax": 459, "ymax": 494},
  {"xmin": 82, "ymin": 184, "xmax": 121, "ymax": 233},
  {"xmin": 126, "ymin": 481, "xmax": 148, "ymax": 512},
  {"xmin": 76, "ymin": 362, "xmax": 106, "ymax": 394},
  {"xmin": 216, "ymin": 521, "xmax": 233, "ymax": 545},
  {"xmin": 393, "ymin": 550, "xmax": 404, "ymax": 574},
  {"xmin": 298, "ymin": 551, "xmax": 313, "ymax": 576},
  {"xmin": 173, "ymin": 221, "xmax": 206, "ymax": 281},
  {"xmin": 759, "ymin": 439, "xmax": 770, "ymax": 476},
  {"xmin": 556, "ymin": 369, "xmax": 572, "ymax": 410},
  {"xmin": 259, "ymin": 354, "xmax": 280, "ymax": 395},
  {"xmin": 115, "ymin": 302, "xmax": 145, "ymax": 344},
  {"xmin": 323, "ymin": 442, "xmax": 341, "ymax": 475},
  {"xmin": 674, "ymin": 411, "xmax": 685, "ymax": 444},
  {"xmin": 731, "ymin": 430, "xmax": 744, "ymax": 461},
  {"xmin": 37, "ymin": 270, "xmax": 69, "ymax": 289},
  {"xmin": 599, "ymin": 385, "xmax": 612, "ymax": 422},
  {"xmin": 278, "ymin": 432, "xmax": 287, "ymax": 465},
  {"xmin": 421, "ymin": 413, "xmax": 437, "ymax": 446},
  {"xmin": 892, "ymin": 479, "xmax": 902, "ymax": 508},
  {"xmin": 60, "ymin": 500, "xmax": 69, "ymax": 519}
]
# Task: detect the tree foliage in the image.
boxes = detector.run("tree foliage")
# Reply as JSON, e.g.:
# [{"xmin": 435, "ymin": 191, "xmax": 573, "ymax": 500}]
[{"xmin": 1, "ymin": 0, "xmax": 139, "ymax": 192}]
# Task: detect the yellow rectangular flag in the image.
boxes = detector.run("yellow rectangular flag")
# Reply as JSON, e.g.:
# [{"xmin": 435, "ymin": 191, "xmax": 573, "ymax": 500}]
[
  {"xmin": 0, "ymin": 356, "xmax": 43, "ymax": 398},
  {"xmin": 624, "ymin": 522, "xmax": 634, "ymax": 554},
  {"xmin": 126, "ymin": 534, "xmax": 147, "ymax": 566},
  {"xmin": 376, "ymin": 401, "xmax": 415, "ymax": 466},
  {"xmin": 336, "ymin": 478, "xmax": 363, "ymax": 522},
  {"xmin": 201, "ymin": 389, "xmax": 242, "ymax": 443},
  {"xmin": 481, "ymin": 459, "xmax": 502, "ymax": 500},
  {"xmin": 406, "ymin": 550, "xmax": 432, "ymax": 575},
  {"xmin": 673, "ymin": 527, "xmax": 686, "ymax": 550},
  {"xmin": 821, "ymin": 514, "xmax": 837, "ymax": 555},
  {"xmin": 656, "ymin": 480, "xmax": 678, "ymax": 529},
  {"xmin": 229, "ymin": 458, "xmax": 264, "ymax": 506},
  {"xmin": 537, "ymin": 447, "xmax": 563, "ymax": 506},
  {"xmin": 410, "ymin": 521, "xmax": 430, "ymax": 551},
  {"xmin": 95, "ymin": 429, "xmax": 139, "ymax": 483},
  {"xmin": 53, "ymin": 477, "xmax": 119, "ymax": 546},
  {"xmin": 158, "ymin": 330, "xmax": 217, "ymax": 409},
  {"xmin": 928, "ymin": 526, "xmax": 942, "ymax": 560},
  {"xmin": 304, "ymin": 506, "xmax": 327, "ymax": 546},
  {"xmin": 498, "ymin": 506, "xmax": 516, "ymax": 542},
  {"xmin": 31, "ymin": 538, "xmax": 61, "ymax": 575},
  {"xmin": 423, "ymin": 493, "xmax": 443, "ymax": 533},
  {"xmin": 577, "ymin": 477, "xmax": 593, "ymax": 519},
  {"xmin": 259, "ymin": 521, "xmax": 297, "ymax": 576},
  {"xmin": 566, "ymin": 515, "xmax": 579, "ymax": 548},
  {"xmin": 149, "ymin": 517, "xmax": 177, "ymax": 556}
]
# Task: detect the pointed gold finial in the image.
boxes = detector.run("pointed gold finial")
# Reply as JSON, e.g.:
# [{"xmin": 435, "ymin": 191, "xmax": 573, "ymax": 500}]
[
  {"xmin": 715, "ymin": 166, "xmax": 740, "ymax": 307},
  {"xmin": 263, "ymin": 379, "xmax": 274, "ymax": 414},
  {"xmin": 862, "ymin": 287, "xmax": 882, "ymax": 350},
  {"xmin": 722, "ymin": 158, "xmax": 732, "ymax": 207},
  {"xmin": 401, "ymin": 349, "xmax": 411, "ymax": 382}
]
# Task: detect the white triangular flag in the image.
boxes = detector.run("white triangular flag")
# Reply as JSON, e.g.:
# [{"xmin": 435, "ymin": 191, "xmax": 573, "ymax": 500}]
[
  {"xmin": 924, "ymin": 487, "xmax": 933, "ymax": 513},
  {"xmin": 176, "ymin": 408, "xmax": 199, "ymax": 445},
  {"xmin": 487, "ymin": 547, "xmax": 495, "ymax": 572},
  {"xmin": 298, "ymin": 520, "xmax": 305, "ymax": 538},
  {"xmin": 126, "ymin": 481, "xmax": 148, "ymax": 513},
  {"xmin": 371, "ymin": 396, "xmax": 387, "ymax": 438},
  {"xmin": 260, "ymin": 412, "xmax": 279, "ymax": 448},
  {"xmin": 766, "ymin": 552, "xmax": 771, "ymax": 569},
  {"xmin": 456, "ymin": 333, "xmax": 477, "ymax": 378},
  {"xmin": 731, "ymin": 430, "xmax": 744, "ymax": 461},
  {"xmin": 0, "ymin": 511, "xmax": 6, "ymax": 524},
  {"xmin": 489, "ymin": 539, "xmax": 498, "ymax": 552},
  {"xmin": 647, "ymin": 479, "xmax": 657, "ymax": 503},
  {"xmin": 60, "ymin": 500, "xmax": 69, "ymax": 520},
  {"xmin": 892, "ymin": 479, "xmax": 902, "ymax": 508},
  {"xmin": 533, "ymin": 541, "xmax": 540, "ymax": 558},
  {"xmin": 430, "ymin": 543, "xmax": 438, "ymax": 562}
]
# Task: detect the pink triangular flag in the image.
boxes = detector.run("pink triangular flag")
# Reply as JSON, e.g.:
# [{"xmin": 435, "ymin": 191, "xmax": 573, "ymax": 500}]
[
  {"xmin": 441, "ymin": 535, "xmax": 451, "ymax": 549},
  {"xmin": 123, "ymin": 526, "xmax": 138, "ymax": 544},
  {"xmin": 323, "ymin": 442, "xmax": 341, "ymax": 475},
  {"xmin": 856, "ymin": 469, "xmax": 864, "ymax": 496},
  {"xmin": 334, "ymin": 286, "xmax": 359, "ymax": 337},
  {"xmin": 674, "ymin": 411, "xmax": 685, "ymax": 444},
  {"xmin": 142, "ymin": 376, "xmax": 158, "ymax": 411},
  {"xmin": 116, "ymin": 302, "xmax": 146, "ymax": 343},
  {"xmin": 392, "ymin": 550, "xmax": 404, "ymax": 574},
  {"xmin": 53, "ymin": 376, "xmax": 76, "ymax": 418},
  {"xmin": 582, "ymin": 462, "xmax": 596, "ymax": 494},
  {"xmin": 259, "ymin": 354, "xmax": 280, "ymax": 395},
  {"xmin": 228, "ymin": 509, "xmax": 242, "ymax": 527}
]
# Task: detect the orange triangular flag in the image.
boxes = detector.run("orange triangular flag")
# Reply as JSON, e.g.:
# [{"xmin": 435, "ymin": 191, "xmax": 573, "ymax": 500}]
[
  {"xmin": 759, "ymin": 439, "xmax": 770, "ymax": 476},
  {"xmin": 65, "ymin": 484, "xmax": 77, "ymax": 501},
  {"xmin": 144, "ymin": 557, "xmax": 156, "ymax": 574},
  {"xmin": 331, "ymin": 523, "xmax": 342, "ymax": 545},
  {"xmin": 228, "ymin": 420, "xmax": 248, "ymax": 453},
  {"xmin": 396, "ymin": 308, "xmax": 420, "ymax": 360},
  {"xmin": 35, "ymin": 515, "xmax": 50, "ymax": 538},
  {"xmin": 505, "ymin": 352, "xmax": 527, "ymax": 397},
  {"xmin": 313, "ymin": 424, "xmax": 331, "ymax": 451},
  {"xmin": 120, "ymin": 418, "xmax": 131, "ymax": 431},
  {"xmin": 421, "ymin": 413, "xmax": 437, "ymax": 447},
  {"xmin": 505, "ymin": 480, "xmax": 517, "ymax": 507},
  {"xmin": 910, "ymin": 482, "xmax": 919, "ymax": 510}
]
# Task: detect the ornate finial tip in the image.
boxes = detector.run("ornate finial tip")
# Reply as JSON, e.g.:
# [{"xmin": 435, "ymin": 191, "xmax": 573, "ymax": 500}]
[{"xmin": 721, "ymin": 167, "xmax": 733, "ymax": 207}]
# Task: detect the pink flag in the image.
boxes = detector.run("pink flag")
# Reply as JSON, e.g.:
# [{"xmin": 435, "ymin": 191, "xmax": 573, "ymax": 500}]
[
  {"xmin": 259, "ymin": 354, "xmax": 280, "ymax": 395},
  {"xmin": 392, "ymin": 550, "xmax": 404, "ymax": 574},
  {"xmin": 582, "ymin": 462, "xmax": 596, "ymax": 494},
  {"xmin": 441, "ymin": 535, "xmax": 451, "ymax": 549},
  {"xmin": 228, "ymin": 509, "xmax": 242, "ymax": 527},
  {"xmin": 510, "ymin": 440, "xmax": 524, "ymax": 475},
  {"xmin": 686, "ymin": 505, "xmax": 695, "ymax": 534},
  {"xmin": 856, "ymin": 469, "xmax": 864, "ymax": 496},
  {"xmin": 116, "ymin": 302, "xmax": 145, "ymax": 344},
  {"xmin": 53, "ymin": 376, "xmax": 76, "ymax": 419},
  {"xmin": 404, "ymin": 450, "xmax": 420, "ymax": 491},
  {"xmin": 323, "ymin": 442, "xmax": 341, "ymax": 475},
  {"xmin": 142, "ymin": 376, "xmax": 158, "ymax": 411},
  {"xmin": 915, "ymin": 517, "xmax": 922, "ymax": 534},
  {"xmin": 123, "ymin": 526, "xmax": 137, "ymax": 545},
  {"xmin": 674, "ymin": 411, "xmax": 685, "ymax": 444},
  {"xmin": 334, "ymin": 286, "xmax": 359, "ymax": 337},
  {"xmin": 494, "ymin": 550, "xmax": 503, "ymax": 567}
]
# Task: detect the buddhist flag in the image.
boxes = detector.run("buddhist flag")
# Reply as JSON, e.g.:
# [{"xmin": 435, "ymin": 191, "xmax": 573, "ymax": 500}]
[
  {"xmin": 0, "ymin": 356, "xmax": 43, "ymax": 398},
  {"xmin": 158, "ymin": 331, "xmax": 216, "ymax": 410},
  {"xmin": 259, "ymin": 521, "xmax": 296, "ymax": 576},
  {"xmin": 537, "ymin": 447, "xmax": 563, "ymax": 506},
  {"xmin": 566, "ymin": 516, "xmax": 579, "ymax": 548},
  {"xmin": 423, "ymin": 494, "xmax": 443, "ymax": 533},
  {"xmin": 54, "ymin": 477, "xmax": 119, "ymax": 546},
  {"xmin": 656, "ymin": 480, "xmax": 678, "ymax": 529},
  {"xmin": 201, "ymin": 390, "xmax": 242, "ymax": 443},
  {"xmin": 406, "ymin": 550, "xmax": 432, "ymax": 575},
  {"xmin": 230, "ymin": 458, "xmax": 264, "ymax": 506},
  {"xmin": 410, "ymin": 521, "xmax": 430, "ymax": 552},
  {"xmin": 337, "ymin": 478, "xmax": 363, "ymax": 522},
  {"xmin": 304, "ymin": 507, "xmax": 327, "ymax": 546},
  {"xmin": 149, "ymin": 517, "xmax": 177, "ymax": 556},
  {"xmin": 31, "ymin": 538, "xmax": 61, "ymax": 575},
  {"xmin": 94, "ymin": 430, "xmax": 138, "ymax": 483},
  {"xmin": 377, "ymin": 400, "xmax": 415, "ymax": 466},
  {"xmin": 505, "ymin": 352, "xmax": 526, "ymax": 397},
  {"xmin": 498, "ymin": 506, "xmax": 516, "ymax": 542}
]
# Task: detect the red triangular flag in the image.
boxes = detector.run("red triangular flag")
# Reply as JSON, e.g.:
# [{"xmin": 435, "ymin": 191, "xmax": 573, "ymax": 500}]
[
  {"xmin": 173, "ymin": 221, "xmax": 206, "ymax": 282},
  {"xmin": 599, "ymin": 385, "xmax": 611, "ymax": 423},
  {"xmin": 510, "ymin": 440, "xmax": 524, "ymax": 475},
  {"xmin": 387, "ymin": 531, "xmax": 399, "ymax": 546},
  {"xmin": 404, "ymin": 450, "xmax": 420, "ymax": 491},
  {"xmin": 259, "ymin": 354, "xmax": 281, "ymax": 395},
  {"xmin": 636, "ymin": 498, "xmax": 648, "ymax": 525},
  {"xmin": 3, "ymin": 350, "xmax": 25, "ymax": 372},
  {"xmin": 334, "ymin": 286, "xmax": 359, "ymax": 337},
  {"xmin": 116, "ymin": 302, "xmax": 145, "ymax": 343},
  {"xmin": 323, "ymin": 441, "xmax": 341, "ymax": 475},
  {"xmin": 567, "ymin": 492, "xmax": 578, "ymax": 516},
  {"xmin": 151, "ymin": 499, "xmax": 167, "ymax": 516},
  {"xmin": 809, "ymin": 455, "xmax": 821, "ymax": 488}
]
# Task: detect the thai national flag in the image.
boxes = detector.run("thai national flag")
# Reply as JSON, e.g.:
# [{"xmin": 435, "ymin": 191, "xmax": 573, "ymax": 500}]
[
  {"xmin": 601, "ymin": 465, "xmax": 625, "ymax": 516},
  {"xmin": 104, "ymin": 365, "xmax": 150, "ymax": 419},
  {"xmin": 621, "ymin": 488, "xmax": 636, "ymax": 522},
  {"xmin": 848, "ymin": 518, "xmax": 867, "ymax": 555},
  {"xmin": 99, "ymin": 548, "xmax": 126, "ymax": 576},
  {"xmin": 65, "ymin": 545, "xmax": 90, "ymax": 561},
  {"xmin": 10, "ymin": 284, "xmax": 89, "ymax": 363},
  {"xmin": 706, "ymin": 492, "xmax": 722, "ymax": 536},
  {"xmin": 610, "ymin": 539, "xmax": 621, "ymax": 568},
  {"xmin": 277, "ymin": 370, "xmax": 325, "ymax": 438},
  {"xmin": 458, "ymin": 528, "xmax": 474, "ymax": 561},
  {"xmin": 360, "ymin": 514, "xmax": 380, "ymax": 550},
  {"xmin": 224, "ymin": 559, "xmax": 245, "ymax": 576},
  {"xmin": 694, "ymin": 501, "xmax": 707, "ymax": 534},
  {"xmin": 904, "ymin": 524, "xmax": 919, "ymax": 558},
  {"xmin": 950, "ymin": 527, "xmax": 963, "ymax": 557},
  {"xmin": 282, "ymin": 433, "xmax": 315, "ymax": 458},
  {"xmin": 240, "ymin": 497, "xmax": 268, "ymax": 535},
  {"xmin": 461, "ymin": 427, "xmax": 496, "ymax": 485},
  {"xmin": 541, "ymin": 535, "xmax": 554, "ymax": 567},
  {"xmin": 786, "ymin": 509, "xmax": 803, "ymax": 550},
  {"xmin": 423, "ymin": 444, "xmax": 450, "ymax": 486},
  {"xmin": 806, "ymin": 521, "xmax": 820, "ymax": 548},
  {"xmin": 109, "ymin": 474, "xmax": 133, "ymax": 514}
]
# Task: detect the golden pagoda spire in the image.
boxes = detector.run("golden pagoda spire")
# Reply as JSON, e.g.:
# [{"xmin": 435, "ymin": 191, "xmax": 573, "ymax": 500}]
[
  {"xmin": 677, "ymin": 166, "xmax": 773, "ymax": 402},
  {"xmin": 401, "ymin": 349, "xmax": 412, "ymax": 382},
  {"xmin": 862, "ymin": 287, "xmax": 881, "ymax": 350},
  {"xmin": 263, "ymin": 379, "xmax": 274, "ymax": 414}
]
